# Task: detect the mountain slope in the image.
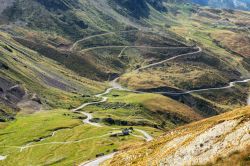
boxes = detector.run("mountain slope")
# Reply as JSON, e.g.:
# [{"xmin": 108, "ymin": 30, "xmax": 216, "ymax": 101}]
[
  {"xmin": 0, "ymin": 0, "xmax": 249, "ymax": 165},
  {"xmin": 106, "ymin": 106, "xmax": 250, "ymax": 166},
  {"xmin": 191, "ymin": 0, "xmax": 250, "ymax": 11},
  {"xmin": 0, "ymin": 30, "xmax": 105, "ymax": 120},
  {"xmin": 0, "ymin": 0, "xmax": 249, "ymax": 121}
]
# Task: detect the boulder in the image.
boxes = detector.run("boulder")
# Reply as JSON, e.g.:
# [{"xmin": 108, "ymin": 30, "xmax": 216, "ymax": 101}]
[{"xmin": 7, "ymin": 85, "xmax": 25, "ymax": 99}]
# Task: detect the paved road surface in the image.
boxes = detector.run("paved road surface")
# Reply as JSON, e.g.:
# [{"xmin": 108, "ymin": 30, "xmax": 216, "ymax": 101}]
[
  {"xmin": 80, "ymin": 153, "xmax": 116, "ymax": 166},
  {"xmin": 135, "ymin": 129, "xmax": 153, "ymax": 141},
  {"xmin": 0, "ymin": 155, "xmax": 7, "ymax": 161}
]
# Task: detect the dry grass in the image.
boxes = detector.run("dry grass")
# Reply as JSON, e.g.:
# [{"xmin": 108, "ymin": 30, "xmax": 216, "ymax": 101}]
[
  {"xmin": 120, "ymin": 62, "xmax": 229, "ymax": 91},
  {"xmin": 105, "ymin": 106, "xmax": 250, "ymax": 166},
  {"xmin": 211, "ymin": 30, "xmax": 250, "ymax": 57},
  {"xmin": 212, "ymin": 145, "xmax": 250, "ymax": 166}
]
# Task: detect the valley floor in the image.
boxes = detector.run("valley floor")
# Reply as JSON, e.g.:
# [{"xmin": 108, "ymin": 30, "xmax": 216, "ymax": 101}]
[{"xmin": 0, "ymin": 2, "xmax": 250, "ymax": 165}]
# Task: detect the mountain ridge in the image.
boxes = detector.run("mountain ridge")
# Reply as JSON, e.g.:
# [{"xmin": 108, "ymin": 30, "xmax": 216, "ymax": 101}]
[{"xmin": 191, "ymin": 0, "xmax": 250, "ymax": 11}]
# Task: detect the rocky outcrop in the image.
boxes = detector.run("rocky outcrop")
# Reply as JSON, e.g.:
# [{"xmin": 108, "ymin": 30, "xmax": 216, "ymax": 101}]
[
  {"xmin": 160, "ymin": 119, "xmax": 249, "ymax": 165},
  {"xmin": 0, "ymin": 76, "xmax": 42, "ymax": 115},
  {"xmin": 105, "ymin": 106, "xmax": 250, "ymax": 166}
]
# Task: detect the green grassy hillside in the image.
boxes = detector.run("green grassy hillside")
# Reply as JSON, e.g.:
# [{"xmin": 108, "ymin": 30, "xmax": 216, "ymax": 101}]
[
  {"xmin": 0, "ymin": 96, "xmax": 193, "ymax": 165},
  {"xmin": 0, "ymin": 31, "xmax": 105, "ymax": 120},
  {"xmin": 0, "ymin": 0, "xmax": 249, "ymax": 165}
]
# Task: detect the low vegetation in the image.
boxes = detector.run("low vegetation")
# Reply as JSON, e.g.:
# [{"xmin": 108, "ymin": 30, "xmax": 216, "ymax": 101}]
[
  {"xmin": 0, "ymin": 109, "xmax": 162, "ymax": 165},
  {"xmin": 106, "ymin": 106, "xmax": 250, "ymax": 166},
  {"xmin": 0, "ymin": 1, "xmax": 249, "ymax": 165}
]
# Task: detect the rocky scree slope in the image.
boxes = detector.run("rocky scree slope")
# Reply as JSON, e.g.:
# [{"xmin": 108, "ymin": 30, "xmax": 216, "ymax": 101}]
[{"xmin": 105, "ymin": 106, "xmax": 250, "ymax": 166}]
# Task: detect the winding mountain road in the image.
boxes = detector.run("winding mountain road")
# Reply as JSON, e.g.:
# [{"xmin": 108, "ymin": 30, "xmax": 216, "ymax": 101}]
[
  {"xmin": 0, "ymin": 155, "xmax": 7, "ymax": 161},
  {"xmin": 136, "ymin": 46, "xmax": 201, "ymax": 72},
  {"xmin": 70, "ymin": 30, "xmax": 138, "ymax": 51},
  {"xmin": 80, "ymin": 153, "xmax": 116, "ymax": 166},
  {"xmin": 79, "ymin": 129, "xmax": 153, "ymax": 166},
  {"xmin": 135, "ymin": 129, "xmax": 153, "ymax": 141},
  {"xmin": 70, "ymin": 32, "xmax": 114, "ymax": 51},
  {"xmin": 71, "ymin": 96, "xmax": 108, "ymax": 127},
  {"xmin": 15, "ymin": 43, "xmax": 249, "ymax": 164},
  {"xmin": 19, "ymin": 130, "xmax": 58, "ymax": 152},
  {"xmin": 71, "ymin": 77, "xmax": 132, "ymax": 127},
  {"xmin": 73, "ymin": 43, "xmax": 250, "ymax": 166},
  {"xmin": 110, "ymin": 45, "xmax": 250, "ymax": 96},
  {"xmin": 11, "ymin": 30, "xmax": 248, "ymax": 98},
  {"xmin": 81, "ymin": 45, "xmax": 190, "ymax": 53},
  {"xmin": 118, "ymin": 46, "xmax": 128, "ymax": 58},
  {"xmin": 6, "ymin": 31, "xmax": 248, "ymax": 164},
  {"xmin": 74, "ymin": 44, "xmax": 200, "ymax": 166},
  {"xmin": 158, "ymin": 78, "xmax": 250, "ymax": 95}
]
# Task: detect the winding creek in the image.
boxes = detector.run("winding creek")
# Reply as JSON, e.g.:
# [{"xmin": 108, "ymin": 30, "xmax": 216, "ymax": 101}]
[{"xmin": 158, "ymin": 78, "xmax": 250, "ymax": 95}]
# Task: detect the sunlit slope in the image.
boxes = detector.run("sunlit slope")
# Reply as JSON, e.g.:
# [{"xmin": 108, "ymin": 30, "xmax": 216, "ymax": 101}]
[
  {"xmin": 106, "ymin": 106, "xmax": 250, "ymax": 166},
  {"xmin": 0, "ymin": 91, "xmax": 202, "ymax": 166},
  {"xmin": 116, "ymin": 4, "xmax": 250, "ymax": 113},
  {"xmin": 0, "ymin": 0, "xmax": 249, "ymax": 123},
  {"xmin": 84, "ymin": 90, "xmax": 202, "ymax": 129}
]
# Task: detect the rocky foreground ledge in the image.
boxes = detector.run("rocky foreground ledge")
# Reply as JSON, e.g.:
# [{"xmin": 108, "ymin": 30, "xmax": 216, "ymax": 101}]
[{"xmin": 104, "ymin": 106, "xmax": 250, "ymax": 166}]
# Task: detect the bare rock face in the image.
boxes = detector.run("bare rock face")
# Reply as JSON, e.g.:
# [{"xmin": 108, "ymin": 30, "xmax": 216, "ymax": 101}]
[
  {"xmin": 0, "ymin": 78, "xmax": 25, "ymax": 120},
  {"xmin": 0, "ymin": 78, "xmax": 25, "ymax": 101},
  {"xmin": 106, "ymin": 107, "xmax": 250, "ymax": 166},
  {"xmin": 160, "ymin": 119, "xmax": 248, "ymax": 165},
  {"xmin": 0, "ymin": 77, "xmax": 40, "ymax": 114},
  {"xmin": 0, "ymin": 77, "xmax": 14, "ymax": 92},
  {"xmin": 6, "ymin": 85, "xmax": 26, "ymax": 100}
]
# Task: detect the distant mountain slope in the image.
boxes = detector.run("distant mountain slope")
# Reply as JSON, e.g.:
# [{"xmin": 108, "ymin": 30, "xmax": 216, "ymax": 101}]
[
  {"xmin": 0, "ymin": 0, "xmax": 89, "ymax": 39},
  {"xmin": 106, "ymin": 106, "xmax": 250, "ymax": 166},
  {"xmin": 0, "ymin": 0, "xmax": 249, "ymax": 120},
  {"xmin": 0, "ymin": 30, "xmax": 105, "ymax": 121},
  {"xmin": 0, "ymin": 0, "xmax": 165, "ymax": 38},
  {"xmin": 0, "ymin": 0, "xmax": 249, "ymax": 165},
  {"xmin": 191, "ymin": 0, "xmax": 250, "ymax": 11}
]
